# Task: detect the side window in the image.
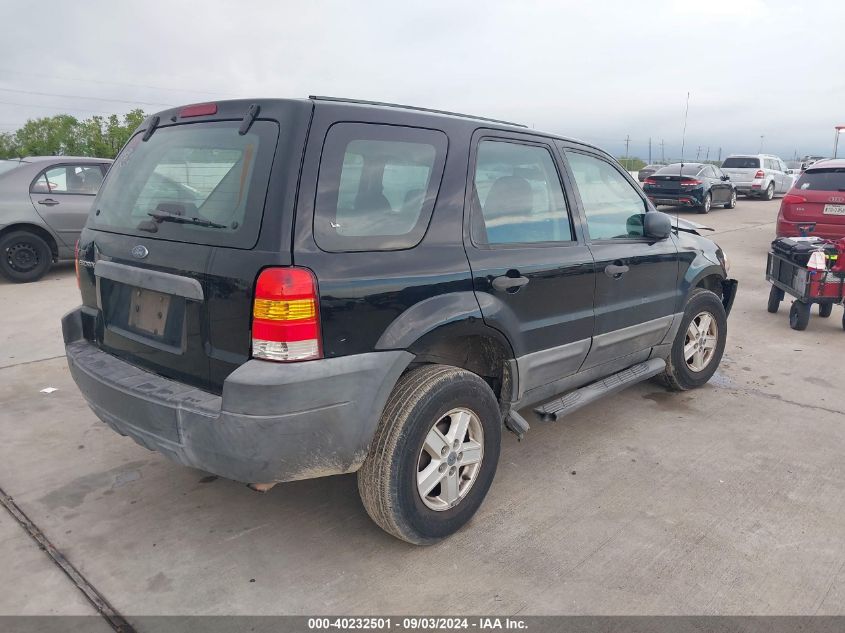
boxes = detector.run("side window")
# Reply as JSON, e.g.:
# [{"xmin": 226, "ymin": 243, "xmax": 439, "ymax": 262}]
[
  {"xmin": 471, "ymin": 140, "xmax": 572, "ymax": 245},
  {"xmin": 314, "ymin": 123, "xmax": 447, "ymax": 252},
  {"xmin": 31, "ymin": 165, "xmax": 104, "ymax": 195},
  {"xmin": 565, "ymin": 151, "xmax": 646, "ymax": 240},
  {"xmin": 704, "ymin": 166, "xmax": 717, "ymax": 178}
]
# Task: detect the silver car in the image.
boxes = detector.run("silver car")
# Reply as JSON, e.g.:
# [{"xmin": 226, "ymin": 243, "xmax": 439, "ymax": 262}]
[
  {"xmin": 720, "ymin": 154, "xmax": 793, "ymax": 200},
  {"xmin": 0, "ymin": 156, "xmax": 112, "ymax": 282}
]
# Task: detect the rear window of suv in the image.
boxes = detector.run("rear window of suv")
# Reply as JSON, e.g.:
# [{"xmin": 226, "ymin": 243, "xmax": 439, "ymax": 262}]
[
  {"xmin": 90, "ymin": 120, "xmax": 278, "ymax": 249},
  {"xmin": 796, "ymin": 168, "xmax": 845, "ymax": 191},
  {"xmin": 314, "ymin": 123, "xmax": 447, "ymax": 252},
  {"xmin": 722, "ymin": 157, "xmax": 760, "ymax": 169}
]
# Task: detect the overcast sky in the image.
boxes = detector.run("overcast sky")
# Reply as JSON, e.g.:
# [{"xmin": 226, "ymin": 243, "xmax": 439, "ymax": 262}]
[{"xmin": 1, "ymin": 0, "xmax": 842, "ymax": 161}]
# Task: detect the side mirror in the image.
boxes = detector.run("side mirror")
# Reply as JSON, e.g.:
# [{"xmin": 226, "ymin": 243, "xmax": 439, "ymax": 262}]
[{"xmin": 644, "ymin": 211, "xmax": 672, "ymax": 240}]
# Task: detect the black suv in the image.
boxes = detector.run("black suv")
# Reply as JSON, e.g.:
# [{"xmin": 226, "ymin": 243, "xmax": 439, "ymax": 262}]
[{"xmin": 63, "ymin": 97, "xmax": 737, "ymax": 544}]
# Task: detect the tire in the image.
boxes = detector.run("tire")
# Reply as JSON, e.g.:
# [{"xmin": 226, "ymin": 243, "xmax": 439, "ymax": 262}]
[
  {"xmin": 659, "ymin": 288, "xmax": 727, "ymax": 391},
  {"xmin": 764, "ymin": 182, "xmax": 775, "ymax": 201},
  {"xmin": 697, "ymin": 193, "xmax": 712, "ymax": 214},
  {"xmin": 767, "ymin": 285, "xmax": 783, "ymax": 314},
  {"xmin": 789, "ymin": 301, "xmax": 811, "ymax": 331},
  {"xmin": 818, "ymin": 303, "xmax": 833, "ymax": 318},
  {"xmin": 0, "ymin": 230, "xmax": 52, "ymax": 283},
  {"xmin": 724, "ymin": 189, "xmax": 737, "ymax": 209},
  {"xmin": 357, "ymin": 364, "xmax": 502, "ymax": 545}
]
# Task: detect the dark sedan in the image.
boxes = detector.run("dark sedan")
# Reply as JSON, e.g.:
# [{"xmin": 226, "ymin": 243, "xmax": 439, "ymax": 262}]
[
  {"xmin": 643, "ymin": 163, "xmax": 736, "ymax": 213},
  {"xmin": 637, "ymin": 163, "xmax": 666, "ymax": 181}
]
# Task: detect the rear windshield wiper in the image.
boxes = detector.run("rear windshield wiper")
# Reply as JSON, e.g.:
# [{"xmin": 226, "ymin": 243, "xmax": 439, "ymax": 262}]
[{"xmin": 142, "ymin": 210, "xmax": 227, "ymax": 230}]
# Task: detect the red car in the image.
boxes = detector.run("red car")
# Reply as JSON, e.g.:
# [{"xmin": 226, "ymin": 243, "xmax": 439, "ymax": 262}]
[{"xmin": 777, "ymin": 159, "xmax": 845, "ymax": 239}]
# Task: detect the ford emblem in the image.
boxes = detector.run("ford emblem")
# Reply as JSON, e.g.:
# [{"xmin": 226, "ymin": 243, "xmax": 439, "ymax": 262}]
[{"xmin": 131, "ymin": 245, "xmax": 149, "ymax": 259}]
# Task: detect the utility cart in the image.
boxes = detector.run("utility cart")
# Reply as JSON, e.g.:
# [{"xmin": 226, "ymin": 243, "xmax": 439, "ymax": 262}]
[{"xmin": 766, "ymin": 248, "xmax": 845, "ymax": 331}]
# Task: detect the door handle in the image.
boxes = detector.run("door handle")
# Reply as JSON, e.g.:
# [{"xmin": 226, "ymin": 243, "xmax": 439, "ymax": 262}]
[
  {"xmin": 604, "ymin": 262, "xmax": 629, "ymax": 279},
  {"xmin": 491, "ymin": 274, "xmax": 530, "ymax": 292},
  {"xmin": 37, "ymin": 198, "xmax": 59, "ymax": 206}
]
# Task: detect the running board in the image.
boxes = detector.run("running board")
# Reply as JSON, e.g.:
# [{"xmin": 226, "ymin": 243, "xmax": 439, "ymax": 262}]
[{"xmin": 533, "ymin": 358, "xmax": 666, "ymax": 422}]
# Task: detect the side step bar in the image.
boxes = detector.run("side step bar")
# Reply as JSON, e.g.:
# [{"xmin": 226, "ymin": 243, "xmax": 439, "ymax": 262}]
[{"xmin": 533, "ymin": 358, "xmax": 666, "ymax": 422}]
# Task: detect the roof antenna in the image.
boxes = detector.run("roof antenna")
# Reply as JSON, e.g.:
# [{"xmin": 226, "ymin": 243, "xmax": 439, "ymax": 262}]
[{"xmin": 677, "ymin": 91, "xmax": 690, "ymax": 227}]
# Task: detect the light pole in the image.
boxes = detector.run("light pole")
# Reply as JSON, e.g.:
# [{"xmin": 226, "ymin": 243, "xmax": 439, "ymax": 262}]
[
  {"xmin": 834, "ymin": 126, "xmax": 845, "ymax": 158},
  {"xmin": 759, "ymin": 135, "xmax": 765, "ymax": 153}
]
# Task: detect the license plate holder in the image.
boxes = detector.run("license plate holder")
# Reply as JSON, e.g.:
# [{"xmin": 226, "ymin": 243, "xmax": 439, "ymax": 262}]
[
  {"xmin": 823, "ymin": 204, "xmax": 845, "ymax": 216},
  {"xmin": 128, "ymin": 288, "xmax": 171, "ymax": 337}
]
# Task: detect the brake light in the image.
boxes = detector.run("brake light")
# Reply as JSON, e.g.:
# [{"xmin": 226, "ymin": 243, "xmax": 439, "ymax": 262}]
[
  {"xmin": 74, "ymin": 239, "xmax": 80, "ymax": 288},
  {"xmin": 754, "ymin": 170, "xmax": 765, "ymax": 179},
  {"xmin": 179, "ymin": 103, "xmax": 217, "ymax": 118},
  {"xmin": 251, "ymin": 267, "xmax": 321, "ymax": 362},
  {"xmin": 680, "ymin": 178, "xmax": 702, "ymax": 186},
  {"xmin": 644, "ymin": 177, "xmax": 658, "ymax": 185},
  {"xmin": 783, "ymin": 193, "xmax": 807, "ymax": 205}
]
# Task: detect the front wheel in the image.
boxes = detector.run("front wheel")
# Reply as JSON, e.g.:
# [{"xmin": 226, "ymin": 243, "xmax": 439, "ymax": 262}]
[
  {"xmin": 697, "ymin": 193, "xmax": 712, "ymax": 214},
  {"xmin": 818, "ymin": 303, "xmax": 833, "ymax": 318},
  {"xmin": 358, "ymin": 365, "xmax": 502, "ymax": 545},
  {"xmin": 660, "ymin": 288, "xmax": 727, "ymax": 391},
  {"xmin": 0, "ymin": 230, "xmax": 52, "ymax": 283},
  {"xmin": 789, "ymin": 301, "xmax": 811, "ymax": 330},
  {"xmin": 724, "ymin": 189, "xmax": 737, "ymax": 209},
  {"xmin": 767, "ymin": 285, "xmax": 784, "ymax": 313}
]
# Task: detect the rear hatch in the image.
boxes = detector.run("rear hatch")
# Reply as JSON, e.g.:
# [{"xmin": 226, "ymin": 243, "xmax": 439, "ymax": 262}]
[
  {"xmin": 721, "ymin": 156, "xmax": 760, "ymax": 184},
  {"xmin": 77, "ymin": 100, "xmax": 311, "ymax": 393},
  {"xmin": 783, "ymin": 167, "xmax": 845, "ymax": 225}
]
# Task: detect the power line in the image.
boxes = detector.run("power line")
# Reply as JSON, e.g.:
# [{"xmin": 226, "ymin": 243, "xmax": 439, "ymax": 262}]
[
  {"xmin": 0, "ymin": 68, "xmax": 236, "ymax": 98},
  {"xmin": 0, "ymin": 99, "xmax": 139, "ymax": 116},
  {"xmin": 0, "ymin": 87, "xmax": 172, "ymax": 108}
]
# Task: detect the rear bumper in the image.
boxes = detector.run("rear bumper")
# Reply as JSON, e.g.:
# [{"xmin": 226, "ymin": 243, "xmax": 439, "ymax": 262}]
[
  {"xmin": 777, "ymin": 219, "xmax": 845, "ymax": 240},
  {"xmin": 62, "ymin": 307, "xmax": 412, "ymax": 483},
  {"xmin": 646, "ymin": 191, "xmax": 704, "ymax": 207}
]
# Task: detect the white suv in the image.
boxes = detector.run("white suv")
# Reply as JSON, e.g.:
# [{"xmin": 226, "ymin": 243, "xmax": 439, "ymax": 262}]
[{"xmin": 720, "ymin": 154, "xmax": 794, "ymax": 200}]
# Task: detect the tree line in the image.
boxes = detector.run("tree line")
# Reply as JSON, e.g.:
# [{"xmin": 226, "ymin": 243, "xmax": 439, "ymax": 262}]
[{"xmin": 0, "ymin": 109, "xmax": 146, "ymax": 160}]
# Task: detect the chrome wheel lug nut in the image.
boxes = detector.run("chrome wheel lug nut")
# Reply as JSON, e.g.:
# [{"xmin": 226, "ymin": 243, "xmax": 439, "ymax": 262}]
[
  {"xmin": 449, "ymin": 466, "xmax": 456, "ymax": 476},
  {"xmin": 438, "ymin": 463, "xmax": 446, "ymax": 473},
  {"xmin": 440, "ymin": 446, "xmax": 448, "ymax": 457}
]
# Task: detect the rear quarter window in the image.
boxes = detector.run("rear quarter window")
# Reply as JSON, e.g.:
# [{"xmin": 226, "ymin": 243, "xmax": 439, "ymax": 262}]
[{"xmin": 313, "ymin": 123, "xmax": 447, "ymax": 252}]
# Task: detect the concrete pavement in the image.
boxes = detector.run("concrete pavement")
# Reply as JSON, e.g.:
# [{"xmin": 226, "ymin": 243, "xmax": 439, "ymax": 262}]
[{"xmin": 1, "ymin": 198, "xmax": 844, "ymax": 618}]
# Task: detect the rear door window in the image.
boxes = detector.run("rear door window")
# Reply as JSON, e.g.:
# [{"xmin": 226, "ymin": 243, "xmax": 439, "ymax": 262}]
[
  {"xmin": 31, "ymin": 164, "xmax": 104, "ymax": 195},
  {"xmin": 314, "ymin": 123, "xmax": 447, "ymax": 252},
  {"xmin": 90, "ymin": 120, "xmax": 278, "ymax": 249},
  {"xmin": 796, "ymin": 168, "xmax": 845, "ymax": 191}
]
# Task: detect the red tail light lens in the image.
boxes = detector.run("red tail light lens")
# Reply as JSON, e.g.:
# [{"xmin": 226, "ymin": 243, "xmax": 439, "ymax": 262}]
[
  {"xmin": 680, "ymin": 178, "xmax": 702, "ymax": 186},
  {"xmin": 754, "ymin": 170, "xmax": 765, "ymax": 179},
  {"xmin": 251, "ymin": 267, "xmax": 321, "ymax": 362},
  {"xmin": 74, "ymin": 239, "xmax": 80, "ymax": 288},
  {"xmin": 644, "ymin": 177, "xmax": 658, "ymax": 185},
  {"xmin": 179, "ymin": 103, "xmax": 217, "ymax": 118},
  {"xmin": 782, "ymin": 193, "xmax": 807, "ymax": 205}
]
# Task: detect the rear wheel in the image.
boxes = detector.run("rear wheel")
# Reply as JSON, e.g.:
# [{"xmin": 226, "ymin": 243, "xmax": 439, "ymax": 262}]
[
  {"xmin": 767, "ymin": 285, "xmax": 784, "ymax": 313},
  {"xmin": 724, "ymin": 189, "xmax": 737, "ymax": 209},
  {"xmin": 789, "ymin": 301, "xmax": 811, "ymax": 330},
  {"xmin": 358, "ymin": 364, "xmax": 502, "ymax": 545},
  {"xmin": 0, "ymin": 230, "xmax": 52, "ymax": 283},
  {"xmin": 818, "ymin": 303, "xmax": 833, "ymax": 318},
  {"xmin": 764, "ymin": 182, "xmax": 775, "ymax": 201},
  {"xmin": 697, "ymin": 193, "xmax": 712, "ymax": 214},
  {"xmin": 660, "ymin": 288, "xmax": 727, "ymax": 391}
]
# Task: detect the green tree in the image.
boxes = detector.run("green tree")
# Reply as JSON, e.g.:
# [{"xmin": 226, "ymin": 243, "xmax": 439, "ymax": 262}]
[{"xmin": 0, "ymin": 109, "xmax": 146, "ymax": 159}]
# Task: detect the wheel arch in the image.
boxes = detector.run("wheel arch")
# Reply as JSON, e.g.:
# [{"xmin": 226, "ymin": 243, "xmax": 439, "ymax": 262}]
[{"xmin": 0, "ymin": 222, "xmax": 60, "ymax": 261}]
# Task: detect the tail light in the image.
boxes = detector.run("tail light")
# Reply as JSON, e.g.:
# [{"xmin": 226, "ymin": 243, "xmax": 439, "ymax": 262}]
[
  {"xmin": 680, "ymin": 178, "xmax": 702, "ymax": 186},
  {"xmin": 251, "ymin": 267, "xmax": 321, "ymax": 362},
  {"xmin": 644, "ymin": 177, "xmax": 658, "ymax": 185},
  {"xmin": 74, "ymin": 239, "xmax": 80, "ymax": 288},
  {"xmin": 754, "ymin": 170, "xmax": 765, "ymax": 179},
  {"xmin": 782, "ymin": 193, "xmax": 807, "ymax": 205}
]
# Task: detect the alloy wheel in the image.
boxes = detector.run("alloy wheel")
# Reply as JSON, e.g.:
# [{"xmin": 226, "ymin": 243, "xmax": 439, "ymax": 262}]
[
  {"xmin": 684, "ymin": 311, "xmax": 719, "ymax": 372},
  {"xmin": 416, "ymin": 407, "xmax": 484, "ymax": 511}
]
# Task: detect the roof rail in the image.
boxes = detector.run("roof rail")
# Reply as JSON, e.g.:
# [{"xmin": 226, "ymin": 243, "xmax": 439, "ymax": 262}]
[{"xmin": 308, "ymin": 95, "xmax": 527, "ymax": 128}]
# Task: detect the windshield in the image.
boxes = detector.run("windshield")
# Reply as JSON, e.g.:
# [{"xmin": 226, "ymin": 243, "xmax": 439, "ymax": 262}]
[
  {"xmin": 722, "ymin": 157, "xmax": 760, "ymax": 169},
  {"xmin": 90, "ymin": 120, "xmax": 278, "ymax": 248},
  {"xmin": 795, "ymin": 168, "xmax": 845, "ymax": 192}
]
